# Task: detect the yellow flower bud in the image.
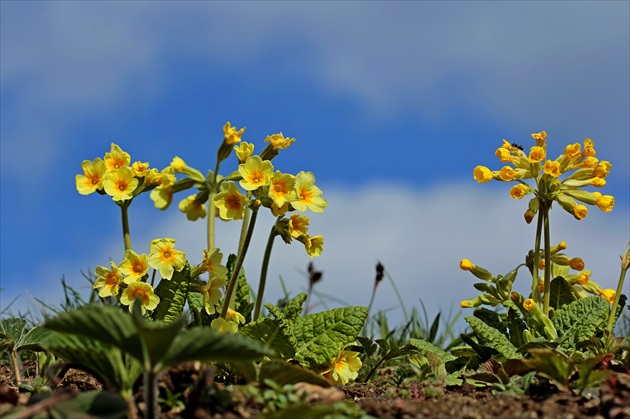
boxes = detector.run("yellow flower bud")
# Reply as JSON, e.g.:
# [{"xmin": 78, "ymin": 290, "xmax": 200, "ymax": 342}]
[
  {"xmin": 569, "ymin": 257, "xmax": 584, "ymax": 271},
  {"xmin": 473, "ymin": 166, "xmax": 493, "ymax": 183},
  {"xmin": 573, "ymin": 204, "xmax": 588, "ymax": 220},
  {"xmin": 564, "ymin": 143, "xmax": 581, "ymax": 159},
  {"xmin": 538, "ymin": 280, "xmax": 544, "ymax": 293},
  {"xmin": 581, "ymin": 156, "xmax": 599, "ymax": 168},
  {"xmin": 528, "ymin": 146, "xmax": 546, "ymax": 162},
  {"xmin": 542, "ymin": 160, "xmax": 561, "ymax": 177},
  {"xmin": 460, "ymin": 300, "xmax": 472, "ymax": 308},
  {"xmin": 510, "ymin": 184, "xmax": 528, "ymax": 199},
  {"xmin": 582, "ymin": 138, "xmax": 596, "ymax": 157},
  {"xmin": 523, "ymin": 299, "xmax": 536, "ymax": 312},
  {"xmin": 499, "ymin": 166, "xmax": 517, "ymax": 181},
  {"xmin": 460, "ymin": 259, "xmax": 474, "ymax": 271},
  {"xmin": 599, "ymin": 289, "xmax": 615, "ymax": 303},
  {"xmin": 577, "ymin": 272, "xmax": 589, "ymax": 285},
  {"xmin": 234, "ymin": 142, "xmax": 255, "ymax": 164},
  {"xmin": 593, "ymin": 161, "xmax": 612, "ymax": 178},
  {"xmin": 531, "ymin": 131, "xmax": 547, "ymax": 145},
  {"xmin": 524, "ymin": 209, "xmax": 535, "ymax": 224},
  {"xmin": 594, "ymin": 193, "xmax": 614, "ymax": 212},
  {"xmin": 590, "ymin": 177, "xmax": 606, "ymax": 188},
  {"xmin": 495, "ymin": 147, "xmax": 512, "ymax": 163}
]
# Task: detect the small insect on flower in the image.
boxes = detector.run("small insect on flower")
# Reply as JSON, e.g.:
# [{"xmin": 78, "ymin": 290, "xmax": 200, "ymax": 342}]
[{"xmin": 511, "ymin": 143, "xmax": 524, "ymax": 151}]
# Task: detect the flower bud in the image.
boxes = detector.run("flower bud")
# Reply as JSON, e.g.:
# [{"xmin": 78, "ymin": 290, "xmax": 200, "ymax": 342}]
[{"xmin": 459, "ymin": 259, "xmax": 495, "ymax": 282}]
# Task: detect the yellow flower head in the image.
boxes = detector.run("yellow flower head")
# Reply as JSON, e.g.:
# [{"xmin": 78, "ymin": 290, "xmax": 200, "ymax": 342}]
[
  {"xmin": 322, "ymin": 350, "xmax": 362, "ymax": 385},
  {"xmin": 531, "ymin": 131, "xmax": 547, "ymax": 146},
  {"xmin": 93, "ymin": 261, "xmax": 123, "ymax": 298},
  {"xmin": 200, "ymin": 277, "xmax": 227, "ymax": 315},
  {"xmin": 523, "ymin": 299, "xmax": 536, "ymax": 312},
  {"xmin": 264, "ymin": 132, "xmax": 296, "ymax": 150},
  {"xmin": 459, "ymin": 259, "xmax": 474, "ymax": 271},
  {"xmin": 104, "ymin": 143, "xmax": 131, "ymax": 172},
  {"xmin": 103, "ymin": 166, "xmax": 139, "ymax": 201},
  {"xmin": 577, "ymin": 272, "xmax": 590, "ymax": 285},
  {"xmin": 573, "ymin": 204, "xmax": 588, "ymax": 220},
  {"xmin": 593, "ymin": 161, "xmax": 612, "ymax": 179},
  {"xmin": 564, "ymin": 143, "xmax": 582, "ymax": 159},
  {"xmin": 290, "ymin": 171, "xmax": 327, "ymax": 213},
  {"xmin": 178, "ymin": 194, "xmax": 207, "ymax": 221},
  {"xmin": 76, "ymin": 158, "xmax": 106, "ymax": 195},
  {"xmin": 201, "ymin": 248, "xmax": 229, "ymax": 279},
  {"xmin": 582, "ymin": 138, "xmax": 596, "ymax": 157},
  {"xmin": 269, "ymin": 171, "xmax": 296, "ymax": 208},
  {"xmin": 226, "ymin": 308, "xmax": 246, "ymax": 325},
  {"xmin": 581, "ymin": 156, "xmax": 599, "ymax": 168},
  {"xmin": 223, "ymin": 122, "xmax": 245, "ymax": 145},
  {"xmin": 150, "ymin": 185, "xmax": 174, "ymax": 210},
  {"xmin": 131, "ymin": 161, "xmax": 150, "ymax": 178},
  {"xmin": 211, "ymin": 317, "xmax": 238, "ymax": 334},
  {"xmin": 299, "ymin": 234, "xmax": 324, "ymax": 258},
  {"xmin": 528, "ymin": 146, "xmax": 546, "ymax": 163},
  {"xmin": 119, "ymin": 250, "xmax": 149, "ymax": 284},
  {"xmin": 499, "ymin": 166, "xmax": 517, "ymax": 182},
  {"xmin": 495, "ymin": 147, "xmax": 512, "ymax": 163},
  {"xmin": 473, "ymin": 166, "xmax": 493, "ymax": 183},
  {"xmin": 148, "ymin": 238, "xmax": 187, "ymax": 280},
  {"xmin": 215, "ymin": 181, "xmax": 246, "ymax": 220},
  {"xmin": 238, "ymin": 155, "xmax": 274, "ymax": 191},
  {"xmin": 599, "ymin": 288, "xmax": 615, "ymax": 303},
  {"xmin": 590, "ymin": 177, "xmax": 606, "ymax": 188},
  {"xmin": 510, "ymin": 184, "xmax": 529, "ymax": 200},
  {"xmin": 120, "ymin": 282, "xmax": 160, "ymax": 315},
  {"xmin": 288, "ymin": 214, "xmax": 310, "ymax": 239},
  {"xmin": 234, "ymin": 142, "xmax": 255, "ymax": 163},
  {"xmin": 594, "ymin": 193, "xmax": 614, "ymax": 212},
  {"xmin": 542, "ymin": 160, "xmax": 561, "ymax": 177}
]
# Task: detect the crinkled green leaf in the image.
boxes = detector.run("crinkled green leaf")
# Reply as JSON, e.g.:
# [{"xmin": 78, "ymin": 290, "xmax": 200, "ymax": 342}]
[
  {"xmin": 293, "ymin": 306, "xmax": 368, "ymax": 370},
  {"xmin": 282, "ymin": 293, "xmax": 308, "ymax": 320},
  {"xmin": 549, "ymin": 276, "xmax": 576, "ymax": 310},
  {"xmin": 466, "ymin": 316, "xmax": 521, "ymax": 360},
  {"xmin": 473, "ymin": 307, "xmax": 507, "ymax": 334},
  {"xmin": 409, "ymin": 338, "xmax": 456, "ymax": 362},
  {"xmin": 259, "ymin": 359, "xmax": 331, "ymax": 388},
  {"xmin": 507, "ymin": 308, "xmax": 527, "ymax": 349},
  {"xmin": 240, "ymin": 317, "xmax": 296, "ymax": 359},
  {"xmin": 552, "ymin": 296, "xmax": 609, "ymax": 349},
  {"xmin": 153, "ymin": 263, "xmax": 191, "ymax": 323},
  {"xmin": 0, "ymin": 318, "xmax": 53, "ymax": 353}
]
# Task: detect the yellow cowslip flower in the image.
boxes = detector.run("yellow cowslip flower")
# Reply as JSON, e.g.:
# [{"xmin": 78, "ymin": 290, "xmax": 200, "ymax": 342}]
[
  {"xmin": 590, "ymin": 177, "xmax": 606, "ymax": 188},
  {"xmin": 143, "ymin": 168, "xmax": 162, "ymax": 186},
  {"xmin": 290, "ymin": 171, "xmax": 327, "ymax": 213},
  {"xmin": 569, "ymin": 258, "xmax": 585, "ymax": 271},
  {"xmin": 178, "ymin": 194, "xmax": 207, "ymax": 221},
  {"xmin": 200, "ymin": 277, "xmax": 227, "ymax": 315},
  {"xmin": 103, "ymin": 166, "xmax": 139, "ymax": 201},
  {"xmin": 131, "ymin": 161, "xmax": 150, "ymax": 178},
  {"xmin": 234, "ymin": 142, "xmax": 255, "ymax": 163},
  {"xmin": 238, "ymin": 155, "xmax": 273, "ymax": 191},
  {"xmin": 299, "ymin": 234, "xmax": 324, "ymax": 258},
  {"xmin": 215, "ymin": 181, "xmax": 246, "ymax": 220},
  {"xmin": 599, "ymin": 289, "xmax": 615, "ymax": 303},
  {"xmin": 269, "ymin": 171, "xmax": 296, "ymax": 208},
  {"xmin": 564, "ymin": 143, "xmax": 582, "ymax": 159},
  {"xmin": 499, "ymin": 166, "xmax": 517, "ymax": 181},
  {"xmin": 119, "ymin": 250, "xmax": 149, "ymax": 284},
  {"xmin": 288, "ymin": 214, "xmax": 310, "ymax": 239},
  {"xmin": 460, "ymin": 300, "xmax": 472, "ymax": 308},
  {"xmin": 148, "ymin": 238, "xmax": 187, "ymax": 280},
  {"xmin": 76, "ymin": 158, "xmax": 106, "ymax": 195},
  {"xmin": 264, "ymin": 132, "xmax": 296, "ymax": 150},
  {"xmin": 531, "ymin": 131, "xmax": 547, "ymax": 146},
  {"xmin": 201, "ymin": 248, "xmax": 228, "ymax": 279},
  {"xmin": 226, "ymin": 308, "xmax": 246, "ymax": 325},
  {"xmin": 271, "ymin": 202, "xmax": 289, "ymax": 217},
  {"xmin": 542, "ymin": 160, "xmax": 561, "ymax": 177},
  {"xmin": 150, "ymin": 185, "xmax": 174, "ymax": 210},
  {"xmin": 223, "ymin": 122, "xmax": 245, "ymax": 145},
  {"xmin": 459, "ymin": 259, "xmax": 474, "ymax": 271},
  {"xmin": 93, "ymin": 261, "xmax": 123, "ymax": 298},
  {"xmin": 523, "ymin": 299, "xmax": 536, "ymax": 312},
  {"xmin": 510, "ymin": 184, "xmax": 529, "ymax": 199},
  {"xmin": 573, "ymin": 204, "xmax": 588, "ymax": 220},
  {"xmin": 582, "ymin": 138, "xmax": 596, "ymax": 157},
  {"xmin": 495, "ymin": 147, "xmax": 512, "ymax": 163},
  {"xmin": 104, "ymin": 143, "xmax": 131, "ymax": 172},
  {"xmin": 321, "ymin": 351, "xmax": 362, "ymax": 386},
  {"xmin": 577, "ymin": 272, "xmax": 590, "ymax": 285},
  {"xmin": 170, "ymin": 156, "xmax": 206, "ymax": 183},
  {"xmin": 593, "ymin": 193, "xmax": 614, "ymax": 212},
  {"xmin": 528, "ymin": 146, "xmax": 545, "ymax": 163},
  {"xmin": 211, "ymin": 317, "xmax": 238, "ymax": 334},
  {"xmin": 120, "ymin": 282, "xmax": 160, "ymax": 314},
  {"xmin": 593, "ymin": 161, "xmax": 612, "ymax": 179},
  {"xmin": 473, "ymin": 166, "xmax": 493, "ymax": 183},
  {"xmin": 581, "ymin": 156, "xmax": 599, "ymax": 168}
]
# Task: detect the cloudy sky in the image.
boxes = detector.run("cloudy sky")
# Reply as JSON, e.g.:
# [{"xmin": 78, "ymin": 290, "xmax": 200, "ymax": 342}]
[{"xmin": 1, "ymin": 2, "xmax": 628, "ymax": 332}]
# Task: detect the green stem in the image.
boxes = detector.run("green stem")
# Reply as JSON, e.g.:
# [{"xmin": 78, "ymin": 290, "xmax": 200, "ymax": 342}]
[
  {"xmin": 221, "ymin": 206, "xmax": 259, "ymax": 319},
  {"xmin": 531, "ymin": 208, "xmax": 544, "ymax": 303},
  {"xmin": 121, "ymin": 202, "xmax": 132, "ymax": 252},
  {"xmin": 254, "ymin": 225, "xmax": 278, "ymax": 321},
  {"xmin": 207, "ymin": 163, "xmax": 220, "ymax": 250},
  {"xmin": 238, "ymin": 193, "xmax": 252, "ymax": 253},
  {"xmin": 385, "ymin": 270, "xmax": 408, "ymax": 325},
  {"xmin": 10, "ymin": 349, "xmax": 22, "ymax": 386},
  {"xmin": 143, "ymin": 369, "xmax": 160, "ymax": 419},
  {"xmin": 542, "ymin": 202, "xmax": 552, "ymax": 316},
  {"xmin": 606, "ymin": 261, "xmax": 629, "ymax": 333}
]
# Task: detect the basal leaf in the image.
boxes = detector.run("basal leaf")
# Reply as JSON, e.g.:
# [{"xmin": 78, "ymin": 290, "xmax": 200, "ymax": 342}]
[
  {"xmin": 549, "ymin": 276, "xmax": 576, "ymax": 310},
  {"xmin": 236, "ymin": 270, "xmax": 254, "ymax": 324},
  {"xmin": 17, "ymin": 325, "xmax": 54, "ymax": 352},
  {"xmin": 282, "ymin": 293, "xmax": 308, "ymax": 320},
  {"xmin": 466, "ymin": 316, "xmax": 521, "ymax": 360},
  {"xmin": 153, "ymin": 263, "xmax": 191, "ymax": 323},
  {"xmin": 552, "ymin": 296, "xmax": 609, "ymax": 349},
  {"xmin": 473, "ymin": 308, "xmax": 507, "ymax": 334},
  {"xmin": 132, "ymin": 310, "xmax": 188, "ymax": 370},
  {"xmin": 507, "ymin": 308, "xmax": 527, "ymax": 349},
  {"xmin": 409, "ymin": 338, "xmax": 456, "ymax": 362},
  {"xmin": 259, "ymin": 359, "xmax": 331, "ymax": 388},
  {"xmin": 240, "ymin": 317, "xmax": 296, "ymax": 359},
  {"xmin": 293, "ymin": 306, "xmax": 368, "ymax": 370},
  {"xmin": 0, "ymin": 318, "xmax": 28, "ymax": 351}
]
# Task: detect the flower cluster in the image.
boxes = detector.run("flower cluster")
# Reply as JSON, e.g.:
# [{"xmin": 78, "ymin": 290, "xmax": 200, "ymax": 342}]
[{"xmin": 474, "ymin": 132, "xmax": 614, "ymax": 221}]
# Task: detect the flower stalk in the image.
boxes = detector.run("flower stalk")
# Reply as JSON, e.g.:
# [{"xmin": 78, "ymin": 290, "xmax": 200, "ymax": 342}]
[
  {"xmin": 254, "ymin": 224, "xmax": 278, "ymax": 321},
  {"xmin": 121, "ymin": 201, "xmax": 132, "ymax": 252},
  {"xmin": 606, "ymin": 243, "xmax": 630, "ymax": 333}
]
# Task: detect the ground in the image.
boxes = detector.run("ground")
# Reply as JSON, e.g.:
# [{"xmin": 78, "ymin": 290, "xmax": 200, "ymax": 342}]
[{"xmin": 1, "ymin": 362, "xmax": 629, "ymax": 418}]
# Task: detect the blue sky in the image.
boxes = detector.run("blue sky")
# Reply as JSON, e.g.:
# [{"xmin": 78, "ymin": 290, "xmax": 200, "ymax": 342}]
[{"xmin": 2, "ymin": 2, "xmax": 628, "ymax": 329}]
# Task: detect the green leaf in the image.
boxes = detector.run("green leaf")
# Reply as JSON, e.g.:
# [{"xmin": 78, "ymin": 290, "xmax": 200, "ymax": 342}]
[
  {"xmin": 473, "ymin": 308, "xmax": 507, "ymax": 335},
  {"xmin": 282, "ymin": 293, "xmax": 308, "ymax": 320},
  {"xmin": 549, "ymin": 276, "xmax": 576, "ymax": 310},
  {"xmin": 55, "ymin": 390, "xmax": 129, "ymax": 419},
  {"xmin": 521, "ymin": 348, "xmax": 574, "ymax": 392},
  {"xmin": 153, "ymin": 263, "xmax": 191, "ymax": 323},
  {"xmin": 466, "ymin": 316, "xmax": 521, "ymax": 360},
  {"xmin": 0, "ymin": 318, "xmax": 53, "ymax": 353},
  {"xmin": 507, "ymin": 308, "xmax": 527, "ymax": 349},
  {"xmin": 236, "ymin": 269, "xmax": 254, "ymax": 324},
  {"xmin": 240, "ymin": 317, "xmax": 296, "ymax": 359},
  {"xmin": 293, "ymin": 306, "xmax": 368, "ymax": 370},
  {"xmin": 409, "ymin": 338, "xmax": 456, "ymax": 362},
  {"xmin": 552, "ymin": 296, "xmax": 609, "ymax": 349},
  {"xmin": 259, "ymin": 359, "xmax": 331, "ymax": 388},
  {"xmin": 132, "ymin": 310, "xmax": 188, "ymax": 370}
]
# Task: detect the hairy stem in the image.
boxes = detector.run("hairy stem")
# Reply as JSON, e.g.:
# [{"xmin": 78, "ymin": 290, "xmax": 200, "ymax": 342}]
[
  {"xmin": 606, "ymin": 259, "xmax": 629, "ymax": 333},
  {"xmin": 121, "ymin": 202, "xmax": 132, "ymax": 252},
  {"xmin": 253, "ymin": 226, "xmax": 277, "ymax": 321},
  {"xmin": 542, "ymin": 202, "xmax": 552, "ymax": 316}
]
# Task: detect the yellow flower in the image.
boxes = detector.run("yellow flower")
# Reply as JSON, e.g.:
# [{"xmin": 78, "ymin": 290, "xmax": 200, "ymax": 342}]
[
  {"xmin": 577, "ymin": 272, "xmax": 590, "ymax": 285},
  {"xmin": 594, "ymin": 193, "xmax": 614, "ymax": 212},
  {"xmin": 593, "ymin": 161, "xmax": 612, "ymax": 178},
  {"xmin": 234, "ymin": 142, "xmax": 255, "ymax": 163},
  {"xmin": 93, "ymin": 261, "xmax": 123, "ymax": 297},
  {"xmin": 460, "ymin": 300, "xmax": 472, "ymax": 308},
  {"xmin": 104, "ymin": 143, "xmax": 131, "ymax": 172},
  {"xmin": 178, "ymin": 194, "xmax": 207, "ymax": 221},
  {"xmin": 131, "ymin": 161, "xmax": 150, "ymax": 177},
  {"xmin": 495, "ymin": 147, "xmax": 512, "ymax": 163},
  {"xmin": 299, "ymin": 234, "xmax": 324, "ymax": 258},
  {"xmin": 523, "ymin": 299, "xmax": 536, "ymax": 312},
  {"xmin": 201, "ymin": 248, "xmax": 228, "ymax": 279},
  {"xmin": 528, "ymin": 146, "xmax": 545, "ymax": 163},
  {"xmin": 223, "ymin": 122, "xmax": 245, "ymax": 145},
  {"xmin": 150, "ymin": 185, "xmax": 174, "ymax": 210},
  {"xmin": 290, "ymin": 171, "xmax": 327, "ymax": 213},
  {"xmin": 569, "ymin": 257, "xmax": 584, "ymax": 271},
  {"xmin": 264, "ymin": 132, "xmax": 296, "ymax": 150},
  {"xmin": 103, "ymin": 166, "xmax": 139, "ymax": 201},
  {"xmin": 200, "ymin": 277, "xmax": 227, "ymax": 315},
  {"xmin": 215, "ymin": 181, "xmax": 246, "ymax": 220},
  {"xmin": 499, "ymin": 166, "xmax": 517, "ymax": 181},
  {"xmin": 76, "ymin": 158, "xmax": 106, "ymax": 195},
  {"xmin": 581, "ymin": 156, "xmax": 599, "ymax": 168},
  {"xmin": 542, "ymin": 160, "xmax": 561, "ymax": 177},
  {"xmin": 473, "ymin": 166, "xmax": 492, "ymax": 183},
  {"xmin": 148, "ymin": 238, "xmax": 186, "ymax": 280},
  {"xmin": 531, "ymin": 131, "xmax": 547, "ymax": 145},
  {"xmin": 524, "ymin": 209, "xmax": 535, "ymax": 224},
  {"xmin": 599, "ymin": 289, "xmax": 615, "ymax": 303},
  {"xmin": 170, "ymin": 156, "xmax": 206, "ymax": 183},
  {"xmin": 268, "ymin": 171, "xmax": 296, "ymax": 207},
  {"xmin": 582, "ymin": 138, "xmax": 596, "ymax": 157},
  {"xmin": 322, "ymin": 351, "xmax": 362, "ymax": 385},
  {"xmin": 510, "ymin": 184, "xmax": 529, "ymax": 199},
  {"xmin": 120, "ymin": 282, "xmax": 160, "ymax": 314},
  {"xmin": 271, "ymin": 202, "xmax": 289, "ymax": 217},
  {"xmin": 288, "ymin": 214, "xmax": 310, "ymax": 238},
  {"xmin": 590, "ymin": 177, "xmax": 606, "ymax": 188},
  {"xmin": 564, "ymin": 143, "xmax": 581, "ymax": 159},
  {"xmin": 573, "ymin": 204, "xmax": 588, "ymax": 220},
  {"xmin": 119, "ymin": 250, "xmax": 149, "ymax": 284},
  {"xmin": 238, "ymin": 155, "xmax": 274, "ymax": 191},
  {"xmin": 459, "ymin": 259, "xmax": 474, "ymax": 271},
  {"xmin": 211, "ymin": 317, "xmax": 238, "ymax": 334},
  {"xmin": 226, "ymin": 308, "xmax": 246, "ymax": 325}
]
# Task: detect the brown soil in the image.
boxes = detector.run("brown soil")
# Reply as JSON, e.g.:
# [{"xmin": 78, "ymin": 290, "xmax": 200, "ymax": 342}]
[{"xmin": 1, "ymin": 362, "xmax": 629, "ymax": 418}]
